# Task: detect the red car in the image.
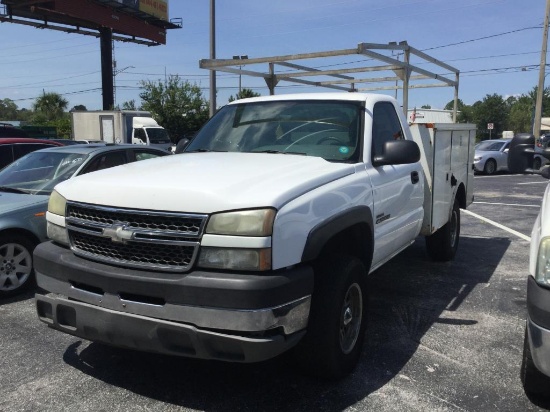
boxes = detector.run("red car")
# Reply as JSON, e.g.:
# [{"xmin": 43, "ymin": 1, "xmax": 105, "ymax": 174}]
[{"xmin": 0, "ymin": 138, "xmax": 63, "ymax": 169}]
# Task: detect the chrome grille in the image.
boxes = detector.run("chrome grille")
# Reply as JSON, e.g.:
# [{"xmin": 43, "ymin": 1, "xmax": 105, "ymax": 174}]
[
  {"xmin": 68, "ymin": 203, "xmax": 203, "ymax": 235},
  {"xmin": 71, "ymin": 231, "xmax": 196, "ymax": 269},
  {"xmin": 66, "ymin": 202, "xmax": 207, "ymax": 272}
]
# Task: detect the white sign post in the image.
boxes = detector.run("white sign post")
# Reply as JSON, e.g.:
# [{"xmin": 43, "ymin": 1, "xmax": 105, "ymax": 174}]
[{"xmin": 488, "ymin": 123, "xmax": 494, "ymax": 139}]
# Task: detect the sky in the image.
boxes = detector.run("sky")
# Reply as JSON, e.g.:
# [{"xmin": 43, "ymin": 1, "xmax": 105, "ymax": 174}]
[{"xmin": 0, "ymin": 0, "xmax": 547, "ymax": 113}]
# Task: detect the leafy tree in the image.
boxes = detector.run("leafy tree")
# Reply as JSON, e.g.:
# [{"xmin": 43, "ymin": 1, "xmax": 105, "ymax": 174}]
[
  {"xmin": 16, "ymin": 108, "xmax": 32, "ymax": 122},
  {"xmin": 0, "ymin": 98, "xmax": 18, "ymax": 120},
  {"xmin": 72, "ymin": 105, "xmax": 87, "ymax": 111},
  {"xmin": 420, "ymin": 104, "xmax": 431, "ymax": 109},
  {"xmin": 121, "ymin": 100, "xmax": 138, "ymax": 111},
  {"xmin": 527, "ymin": 86, "xmax": 550, "ymax": 117},
  {"xmin": 53, "ymin": 115, "xmax": 72, "ymax": 138},
  {"xmin": 139, "ymin": 76, "xmax": 209, "ymax": 141},
  {"xmin": 470, "ymin": 94, "xmax": 509, "ymax": 140},
  {"xmin": 228, "ymin": 88, "xmax": 261, "ymax": 102},
  {"xmin": 507, "ymin": 95, "xmax": 534, "ymax": 134},
  {"xmin": 444, "ymin": 98, "xmax": 474, "ymax": 123},
  {"xmin": 32, "ymin": 91, "xmax": 68, "ymax": 122}
]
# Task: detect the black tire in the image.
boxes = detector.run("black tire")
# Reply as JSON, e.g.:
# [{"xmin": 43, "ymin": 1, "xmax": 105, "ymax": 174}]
[
  {"xmin": 293, "ymin": 254, "xmax": 368, "ymax": 379},
  {"xmin": 534, "ymin": 157, "xmax": 542, "ymax": 171},
  {"xmin": 426, "ymin": 198, "xmax": 460, "ymax": 262},
  {"xmin": 521, "ymin": 326, "xmax": 550, "ymax": 396},
  {"xmin": 0, "ymin": 234, "xmax": 36, "ymax": 297},
  {"xmin": 484, "ymin": 159, "xmax": 497, "ymax": 175}
]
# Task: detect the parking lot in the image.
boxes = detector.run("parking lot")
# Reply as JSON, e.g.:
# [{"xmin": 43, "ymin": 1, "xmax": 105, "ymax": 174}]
[{"xmin": 1, "ymin": 172, "xmax": 550, "ymax": 411}]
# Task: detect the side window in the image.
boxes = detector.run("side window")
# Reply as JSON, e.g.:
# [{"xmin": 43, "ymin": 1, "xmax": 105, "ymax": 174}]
[
  {"xmin": 135, "ymin": 128, "xmax": 146, "ymax": 142},
  {"xmin": 0, "ymin": 146, "xmax": 14, "ymax": 169},
  {"xmin": 80, "ymin": 151, "xmax": 127, "ymax": 174},
  {"xmin": 371, "ymin": 102, "xmax": 404, "ymax": 159},
  {"xmin": 134, "ymin": 151, "xmax": 163, "ymax": 161}
]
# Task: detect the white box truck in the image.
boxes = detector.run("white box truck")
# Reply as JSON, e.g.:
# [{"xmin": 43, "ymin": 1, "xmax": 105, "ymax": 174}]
[
  {"xmin": 71, "ymin": 110, "xmax": 172, "ymax": 151},
  {"xmin": 37, "ymin": 93, "xmax": 475, "ymax": 379}
]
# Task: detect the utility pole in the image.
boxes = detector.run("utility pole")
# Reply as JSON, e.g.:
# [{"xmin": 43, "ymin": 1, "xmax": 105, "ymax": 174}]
[
  {"xmin": 534, "ymin": 0, "xmax": 550, "ymax": 138},
  {"xmin": 209, "ymin": 0, "xmax": 216, "ymax": 117}
]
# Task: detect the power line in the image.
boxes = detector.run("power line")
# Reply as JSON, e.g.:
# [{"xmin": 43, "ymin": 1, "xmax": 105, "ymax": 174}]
[{"xmin": 423, "ymin": 25, "xmax": 542, "ymax": 51}]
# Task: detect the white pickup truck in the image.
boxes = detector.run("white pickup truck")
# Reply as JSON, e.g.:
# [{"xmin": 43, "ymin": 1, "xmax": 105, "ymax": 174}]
[
  {"xmin": 508, "ymin": 134, "xmax": 550, "ymax": 396},
  {"xmin": 34, "ymin": 93, "xmax": 475, "ymax": 379}
]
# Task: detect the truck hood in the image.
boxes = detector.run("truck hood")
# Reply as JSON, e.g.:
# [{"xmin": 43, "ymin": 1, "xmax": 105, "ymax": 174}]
[
  {"xmin": 0, "ymin": 192, "xmax": 49, "ymax": 214},
  {"xmin": 539, "ymin": 183, "xmax": 550, "ymax": 239},
  {"xmin": 55, "ymin": 152, "xmax": 356, "ymax": 213}
]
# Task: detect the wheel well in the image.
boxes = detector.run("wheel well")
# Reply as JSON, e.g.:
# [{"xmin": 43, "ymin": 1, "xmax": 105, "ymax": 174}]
[
  {"xmin": 0, "ymin": 228, "xmax": 40, "ymax": 247},
  {"xmin": 456, "ymin": 183, "xmax": 467, "ymax": 209},
  {"xmin": 317, "ymin": 223, "xmax": 373, "ymax": 272}
]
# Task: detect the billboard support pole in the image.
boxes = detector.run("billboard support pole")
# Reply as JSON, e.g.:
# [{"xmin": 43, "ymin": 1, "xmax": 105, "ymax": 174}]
[
  {"xmin": 100, "ymin": 27, "xmax": 114, "ymax": 110},
  {"xmin": 209, "ymin": 0, "xmax": 216, "ymax": 117}
]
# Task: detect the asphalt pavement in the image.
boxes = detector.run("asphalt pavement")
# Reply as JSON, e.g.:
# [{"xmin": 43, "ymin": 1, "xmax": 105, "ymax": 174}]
[{"xmin": 1, "ymin": 172, "xmax": 550, "ymax": 411}]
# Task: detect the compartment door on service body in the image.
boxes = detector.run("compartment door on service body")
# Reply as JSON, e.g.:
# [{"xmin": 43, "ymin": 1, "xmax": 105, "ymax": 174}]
[{"xmin": 367, "ymin": 101, "xmax": 424, "ymax": 269}]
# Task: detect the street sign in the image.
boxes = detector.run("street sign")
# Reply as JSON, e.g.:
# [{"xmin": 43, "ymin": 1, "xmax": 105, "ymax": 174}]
[{"xmin": 488, "ymin": 123, "xmax": 494, "ymax": 130}]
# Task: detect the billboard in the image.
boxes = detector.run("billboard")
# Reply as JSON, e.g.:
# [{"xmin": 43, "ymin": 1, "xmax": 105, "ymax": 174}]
[
  {"xmin": 0, "ymin": 0, "xmax": 177, "ymax": 45},
  {"xmin": 116, "ymin": 0, "xmax": 169, "ymax": 21},
  {"xmin": 117, "ymin": 0, "xmax": 172, "ymax": 21}
]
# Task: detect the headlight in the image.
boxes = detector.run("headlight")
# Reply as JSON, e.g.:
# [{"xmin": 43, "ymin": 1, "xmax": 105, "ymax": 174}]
[
  {"xmin": 536, "ymin": 237, "xmax": 550, "ymax": 286},
  {"xmin": 474, "ymin": 156, "xmax": 482, "ymax": 161},
  {"xmin": 198, "ymin": 247, "xmax": 271, "ymax": 271},
  {"xmin": 206, "ymin": 209, "xmax": 276, "ymax": 236},
  {"xmin": 48, "ymin": 190, "xmax": 67, "ymax": 216}
]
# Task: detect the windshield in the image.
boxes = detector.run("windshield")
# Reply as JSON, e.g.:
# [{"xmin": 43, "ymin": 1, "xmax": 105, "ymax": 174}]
[
  {"xmin": 476, "ymin": 141, "xmax": 506, "ymax": 151},
  {"xmin": 0, "ymin": 150, "xmax": 89, "ymax": 195},
  {"xmin": 186, "ymin": 100, "xmax": 362, "ymax": 162},
  {"xmin": 146, "ymin": 128, "xmax": 170, "ymax": 143}
]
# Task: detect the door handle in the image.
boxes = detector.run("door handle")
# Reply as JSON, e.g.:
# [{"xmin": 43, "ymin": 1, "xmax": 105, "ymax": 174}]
[{"xmin": 411, "ymin": 171, "xmax": 419, "ymax": 184}]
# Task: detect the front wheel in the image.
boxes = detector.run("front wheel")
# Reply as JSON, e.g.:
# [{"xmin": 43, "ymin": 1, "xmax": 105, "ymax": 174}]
[
  {"xmin": 426, "ymin": 198, "xmax": 460, "ymax": 261},
  {"xmin": 521, "ymin": 326, "xmax": 550, "ymax": 396},
  {"xmin": 484, "ymin": 159, "xmax": 497, "ymax": 175},
  {"xmin": 293, "ymin": 254, "xmax": 368, "ymax": 379},
  {"xmin": 0, "ymin": 234, "xmax": 36, "ymax": 297}
]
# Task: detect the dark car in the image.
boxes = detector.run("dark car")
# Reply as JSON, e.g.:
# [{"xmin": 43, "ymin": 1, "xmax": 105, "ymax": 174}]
[
  {"xmin": 0, "ymin": 144, "xmax": 171, "ymax": 296},
  {"xmin": 534, "ymin": 133, "xmax": 550, "ymax": 170},
  {"xmin": 0, "ymin": 123, "xmax": 29, "ymax": 138},
  {"xmin": 0, "ymin": 138, "xmax": 63, "ymax": 170}
]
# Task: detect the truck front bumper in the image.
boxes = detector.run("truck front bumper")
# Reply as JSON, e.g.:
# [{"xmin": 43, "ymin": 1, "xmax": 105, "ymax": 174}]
[
  {"xmin": 526, "ymin": 276, "xmax": 550, "ymax": 377},
  {"xmin": 34, "ymin": 241, "xmax": 313, "ymax": 362}
]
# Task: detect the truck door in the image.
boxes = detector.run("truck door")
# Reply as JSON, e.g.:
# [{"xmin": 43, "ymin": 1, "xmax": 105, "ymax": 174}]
[
  {"xmin": 133, "ymin": 128, "xmax": 147, "ymax": 145},
  {"xmin": 366, "ymin": 101, "xmax": 424, "ymax": 269}
]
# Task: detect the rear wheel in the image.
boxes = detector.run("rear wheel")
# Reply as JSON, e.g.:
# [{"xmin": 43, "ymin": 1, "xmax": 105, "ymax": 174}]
[
  {"xmin": 0, "ymin": 234, "xmax": 36, "ymax": 297},
  {"xmin": 484, "ymin": 159, "xmax": 497, "ymax": 175},
  {"xmin": 534, "ymin": 157, "xmax": 542, "ymax": 171},
  {"xmin": 293, "ymin": 254, "xmax": 368, "ymax": 379},
  {"xmin": 426, "ymin": 198, "xmax": 460, "ymax": 261},
  {"xmin": 521, "ymin": 326, "xmax": 550, "ymax": 396}
]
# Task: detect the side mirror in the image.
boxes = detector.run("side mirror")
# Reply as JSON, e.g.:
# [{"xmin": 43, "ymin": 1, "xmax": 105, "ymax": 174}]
[
  {"xmin": 175, "ymin": 138, "xmax": 190, "ymax": 154},
  {"xmin": 507, "ymin": 134, "xmax": 535, "ymax": 174},
  {"xmin": 373, "ymin": 140, "xmax": 420, "ymax": 167}
]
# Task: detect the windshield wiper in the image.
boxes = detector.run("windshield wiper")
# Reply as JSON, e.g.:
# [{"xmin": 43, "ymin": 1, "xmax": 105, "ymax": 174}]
[
  {"xmin": 185, "ymin": 149, "xmax": 229, "ymax": 153},
  {"xmin": 257, "ymin": 150, "xmax": 307, "ymax": 156},
  {"xmin": 0, "ymin": 186, "xmax": 31, "ymax": 194}
]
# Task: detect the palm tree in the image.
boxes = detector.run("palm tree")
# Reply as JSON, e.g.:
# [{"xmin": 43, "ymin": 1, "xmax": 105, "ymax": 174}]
[{"xmin": 33, "ymin": 91, "xmax": 68, "ymax": 122}]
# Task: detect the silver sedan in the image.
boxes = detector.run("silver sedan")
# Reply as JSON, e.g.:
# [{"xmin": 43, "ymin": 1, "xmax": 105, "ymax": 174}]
[{"xmin": 474, "ymin": 138, "xmax": 512, "ymax": 175}]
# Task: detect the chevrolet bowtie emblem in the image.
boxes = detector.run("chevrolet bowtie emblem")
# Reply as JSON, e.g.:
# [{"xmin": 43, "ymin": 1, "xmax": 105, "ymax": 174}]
[{"xmin": 102, "ymin": 224, "xmax": 134, "ymax": 243}]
